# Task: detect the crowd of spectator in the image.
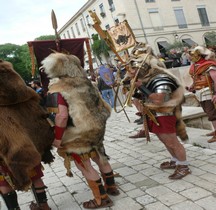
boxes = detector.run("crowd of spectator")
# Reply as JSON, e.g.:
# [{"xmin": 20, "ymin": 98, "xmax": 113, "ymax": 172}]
[{"xmin": 157, "ymin": 47, "xmax": 191, "ymax": 69}]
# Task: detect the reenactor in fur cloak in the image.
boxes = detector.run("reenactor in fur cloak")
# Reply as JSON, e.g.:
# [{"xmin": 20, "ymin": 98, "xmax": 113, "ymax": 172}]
[
  {"xmin": 123, "ymin": 42, "xmax": 191, "ymax": 179},
  {"xmin": 187, "ymin": 46, "xmax": 216, "ymax": 143},
  {"xmin": 0, "ymin": 59, "xmax": 54, "ymax": 210},
  {"xmin": 41, "ymin": 52, "xmax": 119, "ymax": 209}
]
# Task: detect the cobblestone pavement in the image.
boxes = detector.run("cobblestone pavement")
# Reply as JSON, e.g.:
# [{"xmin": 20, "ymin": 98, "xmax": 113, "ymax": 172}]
[{"xmin": 1, "ymin": 107, "xmax": 216, "ymax": 210}]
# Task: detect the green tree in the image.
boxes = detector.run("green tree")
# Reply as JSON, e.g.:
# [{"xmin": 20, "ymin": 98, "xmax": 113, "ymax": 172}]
[
  {"xmin": 91, "ymin": 34, "xmax": 110, "ymax": 64},
  {"xmin": 204, "ymin": 31, "xmax": 216, "ymax": 48},
  {"xmin": 35, "ymin": 35, "xmax": 56, "ymax": 41},
  {"xmin": 167, "ymin": 41, "xmax": 185, "ymax": 53},
  {"xmin": 0, "ymin": 35, "xmax": 56, "ymax": 81},
  {"xmin": 0, "ymin": 43, "xmax": 31, "ymax": 81}
]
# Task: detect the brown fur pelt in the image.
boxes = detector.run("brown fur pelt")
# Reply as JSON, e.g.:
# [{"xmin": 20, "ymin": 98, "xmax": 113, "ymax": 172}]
[
  {"xmin": 129, "ymin": 42, "xmax": 167, "ymax": 69},
  {"xmin": 0, "ymin": 60, "xmax": 54, "ymax": 190},
  {"xmin": 124, "ymin": 43, "xmax": 188, "ymax": 141},
  {"xmin": 41, "ymin": 53, "xmax": 111, "ymax": 160}
]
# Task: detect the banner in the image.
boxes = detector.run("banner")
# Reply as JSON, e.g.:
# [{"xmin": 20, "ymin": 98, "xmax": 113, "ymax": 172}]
[
  {"xmin": 99, "ymin": 65, "xmax": 115, "ymax": 86},
  {"xmin": 107, "ymin": 20, "xmax": 136, "ymax": 52}
]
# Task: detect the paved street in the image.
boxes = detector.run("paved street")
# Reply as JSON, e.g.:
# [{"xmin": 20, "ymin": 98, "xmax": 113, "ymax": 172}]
[{"xmin": 1, "ymin": 106, "xmax": 216, "ymax": 210}]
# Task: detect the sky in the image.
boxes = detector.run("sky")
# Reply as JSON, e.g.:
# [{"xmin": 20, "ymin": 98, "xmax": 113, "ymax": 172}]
[{"xmin": 0, "ymin": 0, "xmax": 87, "ymax": 45}]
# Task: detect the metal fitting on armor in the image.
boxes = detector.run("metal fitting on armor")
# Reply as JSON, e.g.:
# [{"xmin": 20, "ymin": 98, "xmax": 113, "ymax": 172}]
[{"xmin": 189, "ymin": 48, "xmax": 202, "ymax": 62}]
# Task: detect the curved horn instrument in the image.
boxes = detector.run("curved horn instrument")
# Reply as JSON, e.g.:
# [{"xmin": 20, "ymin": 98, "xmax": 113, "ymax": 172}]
[{"xmin": 114, "ymin": 53, "xmax": 150, "ymax": 113}]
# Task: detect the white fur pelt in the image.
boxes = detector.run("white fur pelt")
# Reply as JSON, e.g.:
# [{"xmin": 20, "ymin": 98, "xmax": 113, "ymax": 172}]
[
  {"xmin": 41, "ymin": 53, "xmax": 111, "ymax": 157},
  {"xmin": 191, "ymin": 46, "xmax": 216, "ymax": 60}
]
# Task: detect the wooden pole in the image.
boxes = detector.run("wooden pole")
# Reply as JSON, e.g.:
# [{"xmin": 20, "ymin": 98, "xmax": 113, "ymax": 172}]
[
  {"xmin": 89, "ymin": 10, "xmax": 125, "ymax": 64},
  {"xmin": 27, "ymin": 42, "xmax": 35, "ymax": 78},
  {"xmin": 85, "ymin": 38, "xmax": 96, "ymax": 81}
]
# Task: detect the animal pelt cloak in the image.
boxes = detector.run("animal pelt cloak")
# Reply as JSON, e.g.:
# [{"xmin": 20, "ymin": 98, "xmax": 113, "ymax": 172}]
[
  {"xmin": 0, "ymin": 60, "xmax": 54, "ymax": 190},
  {"xmin": 124, "ymin": 43, "xmax": 188, "ymax": 141},
  {"xmin": 41, "ymin": 53, "xmax": 111, "ymax": 159}
]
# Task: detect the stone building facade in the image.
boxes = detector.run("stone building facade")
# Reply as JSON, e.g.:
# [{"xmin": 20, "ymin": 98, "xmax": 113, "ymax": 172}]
[{"xmin": 58, "ymin": 0, "xmax": 216, "ymax": 67}]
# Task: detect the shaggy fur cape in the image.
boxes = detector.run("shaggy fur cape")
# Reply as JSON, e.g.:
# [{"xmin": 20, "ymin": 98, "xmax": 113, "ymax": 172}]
[
  {"xmin": 124, "ymin": 43, "xmax": 188, "ymax": 141},
  {"xmin": 0, "ymin": 60, "xmax": 54, "ymax": 190},
  {"xmin": 41, "ymin": 53, "xmax": 111, "ymax": 158}
]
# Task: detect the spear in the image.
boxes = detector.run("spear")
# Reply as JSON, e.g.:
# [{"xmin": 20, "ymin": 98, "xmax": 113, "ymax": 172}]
[{"xmin": 51, "ymin": 9, "xmax": 60, "ymax": 51}]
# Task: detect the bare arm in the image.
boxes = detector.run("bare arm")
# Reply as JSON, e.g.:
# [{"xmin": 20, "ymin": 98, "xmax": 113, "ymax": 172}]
[
  {"xmin": 53, "ymin": 104, "xmax": 68, "ymax": 148},
  {"xmin": 209, "ymin": 69, "xmax": 216, "ymax": 103}
]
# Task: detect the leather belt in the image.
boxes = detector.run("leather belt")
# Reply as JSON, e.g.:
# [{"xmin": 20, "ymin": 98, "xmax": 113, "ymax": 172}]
[
  {"xmin": 194, "ymin": 85, "xmax": 208, "ymax": 90},
  {"xmin": 155, "ymin": 112, "xmax": 174, "ymax": 117}
]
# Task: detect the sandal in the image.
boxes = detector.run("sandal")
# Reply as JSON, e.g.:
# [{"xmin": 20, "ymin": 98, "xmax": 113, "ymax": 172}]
[
  {"xmin": 168, "ymin": 165, "xmax": 191, "ymax": 180},
  {"xmin": 29, "ymin": 202, "xmax": 51, "ymax": 210},
  {"xmin": 83, "ymin": 197, "xmax": 113, "ymax": 209},
  {"xmin": 135, "ymin": 112, "xmax": 142, "ymax": 116},
  {"xmin": 106, "ymin": 186, "xmax": 120, "ymax": 196},
  {"xmin": 207, "ymin": 136, "xmax": 216, "ymax": 143},
  {"xmin": 206, "ymin": 131, "xmax": 215, "ymax": 136},
  {"xmin": 134, "ymin": 117, "xmax": 142, "ymax": 123},
  {"xmin": 160, "ymin": 161, "xmax": 176, "ymax": 169},
  {"xmin": 129, "ymin": 130, "xmax": 146, "ymax": 138}
]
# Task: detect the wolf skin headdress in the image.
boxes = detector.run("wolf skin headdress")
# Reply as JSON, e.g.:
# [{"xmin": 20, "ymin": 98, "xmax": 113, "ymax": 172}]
[{"xmin": 41, "ymin": 53, "xmax": 111, "ymax": 162}]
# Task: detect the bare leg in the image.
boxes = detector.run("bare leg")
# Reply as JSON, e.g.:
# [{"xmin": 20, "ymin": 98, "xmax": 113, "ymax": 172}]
[
  {"xmin": 91, "ymin": 155, "xmax": 112, "ymax": 174},
  {"xmin": 157, "ymin": 133, "xmax": 186, "ymax": 161},
  {"xmin": 211, "ymin": 120, "xmax": 216, "ymax": 129},
  {"xmin": 132, "ymin": 98, "xmax": 143, "ymax": 112},
  {"xmin": 157, "ymin": 133, "xmax": 191, "ymax": 179},
  {"xmin": 91, "ymin": 154, "xmax": 120, "ymax": 196},
  {"xmin": 0, "ymin": 185, "xmax": 14, "ymax": 194},
  {"xmin": 74, "ymin": 159, "xmax": 113, "ymax": 209},
  {"xmin": 30, "ymin": 178, "xmax": 50, "ymax": 210},
  {"xmin": 74, "ymin": 159, "xmax": 100, "ymax": 180},
  {"xmin": 0, "ymin": 184, "xmax": 20, "ymax": 209}
]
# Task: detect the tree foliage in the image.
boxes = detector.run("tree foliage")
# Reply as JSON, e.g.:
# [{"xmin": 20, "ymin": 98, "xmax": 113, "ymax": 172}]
[
  {"xmin": 91, "ymin": 33, "xmax": 110, "ymax": 64},
  {"xmin": 0, "ymin": 35, "xmax": 56, "ymax": 81},
  {"xmin": 205, "ymin": 31, "xmax": 216, "ymax": 48},
  {"xmin": 0, "ymin": 43, "xmax": 32, "ymax": 81},
  {"xmin": 167, "ymin": 41, "xmax": 185, "ymax": 53},
  {"xmin": 35, "ymin": 35, "xmax": 55, "ymax": 41}
]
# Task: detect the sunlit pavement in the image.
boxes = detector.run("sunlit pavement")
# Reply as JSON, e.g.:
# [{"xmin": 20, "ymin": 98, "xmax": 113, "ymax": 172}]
[{"xmin": 1, "ymin": 106, "xmax": 216, "ymax": 210}]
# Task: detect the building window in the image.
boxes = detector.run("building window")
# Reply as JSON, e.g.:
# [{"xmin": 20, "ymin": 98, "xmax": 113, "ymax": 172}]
[
  {"xmin": 157, "ymin": 41, "xmax": 170, "ymax": 58},
  {"xmin": 75, "ymin": 23, "xmax": 80, "ymax": 35},
  {"xmin": 99, "ymin": 3, "xmax": 106, "ymax": 17},
  {"xmin": 108, "ymin": 0, "xmax": 115, "ymax": 12},
  {"xmin": 182, "ymin": 38, "xmax": 197, "ymax": 48},
  {"xmin": 174, "ymin": 8, "xmax": 187, "ymax": 28},
  {"xmin": 80, "ymin": 18, "xmax": 86, "ymax": 32},
  {"xmin": 63, "ymin": 34, "xmax": 66, "ymax": 39},
  {"xmin": 146, "ymin": 0, "xmax": 155, "ymax": 2},
  {"xmin": 86, "ymin": 15, "xmax": 90, "ymax": 24},
  {"xmin": 197, "ymin": 6, "xmax": 210, "ymax": 26},
  {"xmin": 148, "ymin": 9, "xmax": 163, "ymax": 31},
  {"xmin": 105, "ymin": 24, "xmax": 110, "ymax": 30},
  {"xmin": 99, "ymin": 3, "xmax": 105, "ymax": 13},
  {"xmin": 86, "ymin": 15, "xmax": 92, "ymax": 27},
  {"xmin": 67, "ymin": 30, "xmax": 71, "ymax": 38},
  {"xmin": 114, "ymin": 18, "xmax": 119, "ymax": 24},
  {"xmin": 71, "ymin": 27, "xmax": 76, "ymax": 38}
]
